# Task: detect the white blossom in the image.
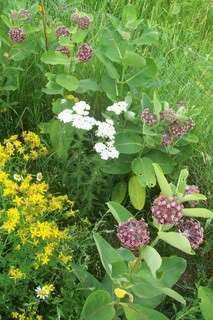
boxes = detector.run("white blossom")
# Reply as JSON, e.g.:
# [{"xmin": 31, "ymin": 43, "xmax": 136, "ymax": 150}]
[
  {"xmin": 13, "ymin": 174, "xmax": 23, "ymax": 182},
  {"xmin": 95, "ymin": 119, "xmax": 116, "ymax": 140},
  {"xmin": 70, "ymin": 114, "xmax": 97, "ymax": 130},
  {"xmin": 94, "ymin": 141, "xmax": 119, "ymax": 160},
  {"xmin": 72, "ymin": 101, "xmax": 90, "ymax": 116},
  {"xmin": 107, "ymin": 101, "xmax": 128, "ymax": 115},
  {"xmin": 58, "ymin": 109, "xmax": 73, "ymax": 123}
]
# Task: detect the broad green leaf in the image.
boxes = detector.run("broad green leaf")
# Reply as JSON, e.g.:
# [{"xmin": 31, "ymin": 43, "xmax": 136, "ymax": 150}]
[
  {"xmin": 111, "ymin": 182, "xmax": 127, "ymax": 204},
  {"xmin": 158, "ymin": 231, "xmax": 194, "ymax": 255},
  {"xmin": 72, "ymin": 264, "xmax": 103, "ymax": 292},
  {"xmin": 128, "ymin": 176, "xmax": 146, "ymax": 210},
  {"xmin": 122, "ymin": 4, "xmax": 137, "ymax": 25},
  {"xmin": 122, "ymin": 303, "xmax": 169, "ymax": 320},
  {"xmin": 146, "ymin": 150, "xmax": 176, "ymax": 174},
  {"xmin": 159, "ymin": 288, "xmax": 185, "ymax": 305},
  {"xmin": 132, "ymin": 157, "xmax": 156, "ymax": 188},
  {"xmin": 107, "ymin": 201, "xmax": 133, "ymax": 224},
  {"xmin": 176, "ymin": 169, "xmax": 189, "ymax": 195},
  {"xmin": 76, "ymin": 79, "xmax": 99, "ymax": 93},
  {"xmin": 96, "ymin": 51, "xmax": 119, "ymax": 80},
  {"xmin": 56, "ymin": 74, "xmax": 79, "ymax": 91},
  {"xmin": 102, "ymin": 159, "xmax": 131, "ymax": 175},
  {"xmin": 135, "ymin": 29, "xmax": 160, "ymax": 46},
  {"xmin": 93, "ymin": 233, "xmax": 127, "ymax": 276},
  {"xmin": 101, "ymin": 74, "xmax": 117, "ymax": 101},
  {"xmin": 140, "ymin": 246, "xmax": 162, "ymax": 278},
  {"xmin": 39, "ymin": 120, "xmax": 72, "ymax": 160},
  {"xmin": 198, "ymin": 286, "xmax": 213, "ymax": 320},
  {"xmin": 41, "ymin": 50, "xmax": 70, "ymax": 65},
  {"xmin": 127, "ymin": 58, "xmax": 158, "ymax": 88},
  {"xmin": 153, "ymin": 163, "xmax": 173, "ymax": 196},
  {"xmin": 153, "ymin": 91, "xmax": 162, "ymax": 119},
  {"xmin": 183, "ymin": 208, "xmax": 213, "ymax": 218},
  {"xmin": 123, "ymin": 51, "xmax": 145, "ymax": 68},
  {"xmin": 72, "ymin": 29, "xmax": 88, "ymax": 43},
  {"xmin": 115, "ymin": 132, "xmax": 142, "ymax": 154},
  {"xmin": 81, "ymin": 290, "xmax": 115, "ymax": 320},
  {"xmin": 181, "ymin": 194, "xmax": 207, "ymax": 202}
]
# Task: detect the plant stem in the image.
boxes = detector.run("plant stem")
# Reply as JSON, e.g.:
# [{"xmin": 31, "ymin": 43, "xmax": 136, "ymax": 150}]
[{"xmin": 41, "ymin": 1, "xmax": 48, "ymax": 51}]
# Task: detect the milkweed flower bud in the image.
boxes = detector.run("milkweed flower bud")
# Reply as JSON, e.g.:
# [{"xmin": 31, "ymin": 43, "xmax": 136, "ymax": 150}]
[
  {"xmin": 9, "ymin": 27, "xmax": 25, "ymax": 43},
  {"xmin": 162, "ymin": 133, "xmax": 173, "ymax": 146},
  {"xmin": 117, "ymin": 219, "xmax": 150, "ymax": 250},
  {"xmin": 185, "ymin": 184, "xmax": 200, "ymax": 207},
  {"xmin": 56, "ymin": 46, "xmax": 70, "ymax": 56},
  {"xmin": 19, "ymin": 9, "xmax": 32, "ymax": 21},
  {"xmin": 178, "ymin": 219, "xmax": 203, "ymax": 249},
  {"xmin": 77, "ymin": 43, "xmax": 93, "ymax": 62},
  {"xmin": 141, "ymin": 108, "xmax": 157, "ymax": 126},
  {"xmin": 56, "ymin": 26, "xmax": 70, "ymax": 38},
  {"xmin": 151, "ymin": 196, "xmax": 184, "ymax": 224},
  {"xmin": 160, "ymin": 108, "xmax": 177, "ymax": 123},
  {"xmin": 77, "ymin": 16, "xmax": 91, "ymax": 29}
]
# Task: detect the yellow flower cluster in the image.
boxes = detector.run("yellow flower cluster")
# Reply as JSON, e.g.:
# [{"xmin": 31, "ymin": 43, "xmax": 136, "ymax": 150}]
[
  {"xmin": 0, "ymin": 131, "xmax": 47, "ymax": 168},
  {"xmin": 11, "ymin": 312, "xmax": 43, "ymax": 320},
  {"xmin": 0, "ymin": 132, "xmax": 78, "ymax": 283},
  {"xmin": 8, "ymin": 266, "xmax": 26, "ymax": 281}
]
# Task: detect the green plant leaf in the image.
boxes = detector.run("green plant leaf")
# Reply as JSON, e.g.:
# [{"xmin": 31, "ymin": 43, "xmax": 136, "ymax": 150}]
[
  {"xmin": 107, "ymin": 201, "xmax": 133, "ymax": 224},
  {"xmin": 81, "ymin": 290, "xmax": 115, "ymax": 320},
  {"xmin": 122, "ymin": 4, "xmax": 137, "ymax": 25},
  {"xmin": 76, "ymin": 79, "xmax": 99, "ymax": 93},
  {"xmin": 101, "ymin": 74, "xmax": 117, "ymax": 101},
  {"xmin": 198, "ymin": 286, "xmax": 213, "ymax": 320},
  {"xmin": 41, "ymin": 50, "xmax": 70, "ymax": 65},
  {"xmin": 176, "ymin": 169, "xmax": 189, "ymax": 194},
  {"xmin": 153, "ymin": 91, "xmax": 162, "ymax": 119},
  {"xmin": 140, "ymin": 246, "xmax": 162, "ymax": 278},
  {"xmin": 146, "ymin": 150, "xmax": 176, "ymax": 174},
  {"xmin": 132, "ymin": 157, "xmax": 156, "ymax": 188},
  {"xmin": 183, "ymin": 208, "xmax": 213, "ymax": 218},
  {"xmin": 181, "ymin": 194, "xmax": 207, "ymax": 202},
  {"xmin": 102, "ymin": 159, "xmax": 131, "ymax": 175},
  {"xmin": 123, "ymin": 51, "xmax": 145, "ymax": 68},
  {"xmin": 127, "ymin": 58, "xmax": 158, "ymax": 88},
  {"xmin": 111, "ymin": 181, "xmax": 127, "ymax": 203},
  {"xmin": 153, "ymin": 163, "xmax": 173, "ymax": 196},
  {"xmin": 96, "ymin": 51, "xmax": 119, "ymax": 80},
  {"xmin": 136, "ymin": 29, "xmax": 160, "ymax": 46},
  {"xmin": 39, "ymin": 120, "xmax": 72, "ymax": 160},
  {"xmin": 122, "ymin": 303, "xmax": 169, "ymax": 320},
  {"xmin": 72, "ymin": 264, "xmax": 103, "ymax": 292},
  {"xmin": 93, "ymin": 233, "xmax": 127, "ymax": 276},
  {"xmin": 128, "ymin": 176, "xmax": 146, "ymax": 210},
  {"xmin": 158, "ymin": 231, "xmax": 194, "ymax": 255},
  {"xmin": 56, "ymin": 74, "xmax": 79, "ymax": 91},
  {"xmin": 159, "ymin": 287, "xmax": 185, "ymax": 305},
  {"xmin": 115, "ymin": 132, "xmax": 142, "ymax": 154},
  {"xmin": 72, "ymin": 29, "xmax": 88, "ymax": 43}
]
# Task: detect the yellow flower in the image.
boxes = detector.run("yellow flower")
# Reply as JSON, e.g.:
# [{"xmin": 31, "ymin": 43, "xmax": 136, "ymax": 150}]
[
  {"xmin": 35, "ymin": 283, "xmax": 54, "ymax": 299},
  {"xmin": 114, "ymin": 288, "xmax": 127, "ymax": 299},
  {"xmin": 59, "ymin": 252, "xmax": 72, "ymax": 265},
  {"xmin": 3, "ymin": 179, "xmax": 18, "ymax": 197},
  {"xmin": 2, "ymin": 208, "xmax": 20, "ymax": 233},
  {"xmin": 9, "ymin": 266, "xmax": 25, "ymax": 281},
  {"xmin": 22, "ymin": 131, "xmax": 41, "ymax": 148}
]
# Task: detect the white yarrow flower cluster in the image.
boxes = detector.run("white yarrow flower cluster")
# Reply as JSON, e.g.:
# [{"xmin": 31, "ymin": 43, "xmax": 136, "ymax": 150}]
[
  {"xmin": 94, "ymin": 141, "xmax": 119, "ymax": 160},
  {"xmin": 107, "ymin": 101, "xmax": 128, "ymax": 115},
  {"xmin": 58, "ymin": 100, "xmax": 120, "ymax": 160},
  {"xmin": 95, "ymin": 119, "xmax": 116, "ymax": 140}
]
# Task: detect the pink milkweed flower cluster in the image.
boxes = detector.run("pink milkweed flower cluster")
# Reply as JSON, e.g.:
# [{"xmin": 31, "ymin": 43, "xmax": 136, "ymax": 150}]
[
  {"xmin": 151, "ymin": 196, "xmax": 184, "ymax": 225},
  {"xmin": 8, "ymin": 28, "xmax": 25, "ymax": 43},
  {"xmin": 178, "ymin": 219, "xmax": 204, "ymax": 249},
  {"xmin": 77, "ymin": 43, "xmax": 93, "ymax": 62},
  {"xmin": 117, "ymin": 219, "xmax": 150, "ymax": 250}
]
